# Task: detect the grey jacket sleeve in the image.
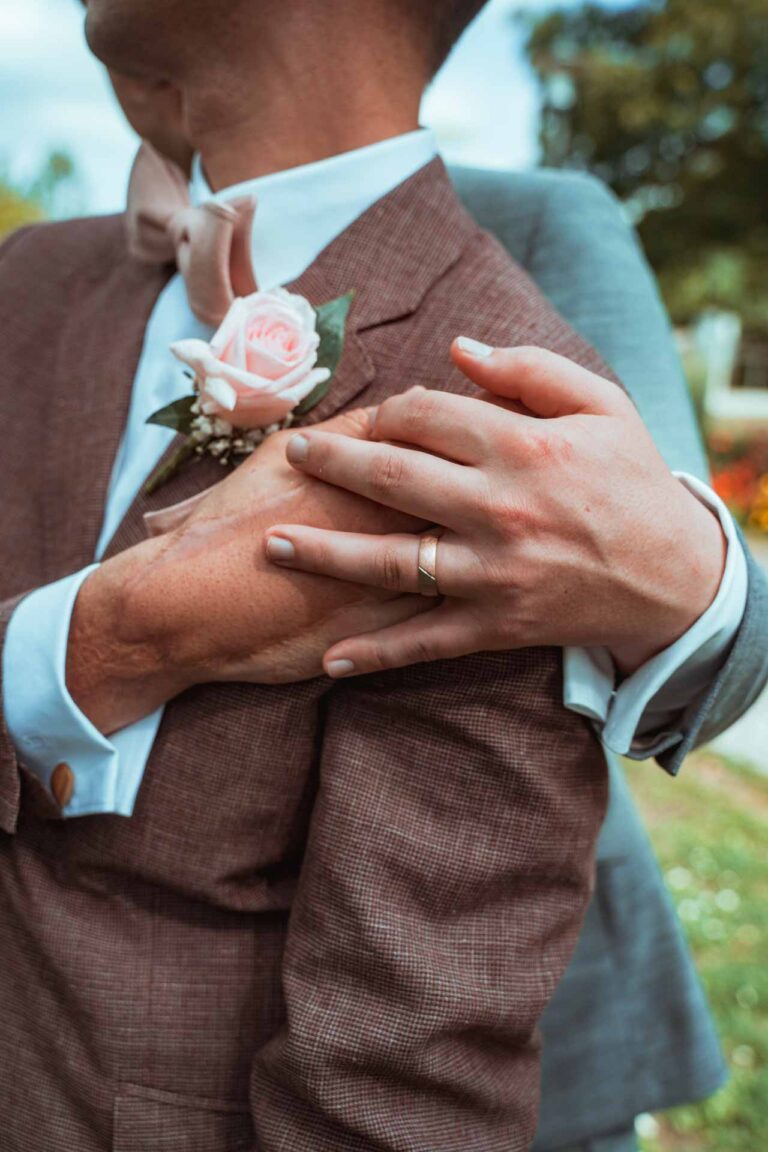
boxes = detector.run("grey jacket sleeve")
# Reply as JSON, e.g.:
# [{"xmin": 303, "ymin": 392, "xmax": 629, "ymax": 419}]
[{"xmin": 453, "ymin": 167, "xmax": 768, "ymax": 774}]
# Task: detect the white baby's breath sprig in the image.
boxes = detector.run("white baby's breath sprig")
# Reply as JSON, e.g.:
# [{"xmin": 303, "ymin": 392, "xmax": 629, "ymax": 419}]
[{"xmin": 188, "ymin": 411, "xmax": 295, "ymax": 467}]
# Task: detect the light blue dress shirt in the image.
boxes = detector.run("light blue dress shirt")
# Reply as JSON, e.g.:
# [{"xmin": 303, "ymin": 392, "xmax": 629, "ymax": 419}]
[{"xmin": 2, "ymin": 129, "xmax": 748, "ymax": 817}]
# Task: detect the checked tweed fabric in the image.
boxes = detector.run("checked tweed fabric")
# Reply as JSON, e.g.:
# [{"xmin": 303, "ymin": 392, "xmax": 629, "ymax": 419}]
[{"xmin": 0, "ymin": 161, "xmax": 609, "ymax": 1151}]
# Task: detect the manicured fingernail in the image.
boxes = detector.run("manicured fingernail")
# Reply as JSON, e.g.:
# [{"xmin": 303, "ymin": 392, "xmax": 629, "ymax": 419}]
[
  {"xmin": 327, "ymin": 659, "xmax": 355, "ymax": 679},
  {"xmin": 266, "ymin": 536, "xmax": 295, "ymax": 563},
  {"xmin": 457, "ymin": 336, "xmax": 494, "ymax": 359},
  {"xmin": 286, "ymin": 434, "xmax": 309, "ymax": 463},
  {"xmin": 367, "ymin": 406, "xmax": 378, "ymax": 434}
]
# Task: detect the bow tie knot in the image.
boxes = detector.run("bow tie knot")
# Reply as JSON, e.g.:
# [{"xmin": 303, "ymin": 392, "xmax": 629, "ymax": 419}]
[{"xmin": 126, "ymin": 142, "xmax": 257, "ymax": 327}]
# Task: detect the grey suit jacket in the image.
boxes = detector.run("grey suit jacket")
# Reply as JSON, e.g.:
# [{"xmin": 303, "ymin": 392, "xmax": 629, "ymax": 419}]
[{"xmin": 453, "ymin": 166, "xmax": 768, "ymax": 1149}]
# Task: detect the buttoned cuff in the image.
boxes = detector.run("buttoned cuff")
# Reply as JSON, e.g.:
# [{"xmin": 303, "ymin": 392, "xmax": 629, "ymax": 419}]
[
  {"xmin": 564, "ymin": 472, "xmax": 748, "ymax": 759},
  {"xmin": 2, "ymin": 566, "xmax": 161, "ymax": 817}
]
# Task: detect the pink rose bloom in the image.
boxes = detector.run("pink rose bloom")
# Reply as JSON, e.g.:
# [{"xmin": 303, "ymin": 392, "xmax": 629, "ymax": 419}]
[{"xmin": 171, "ymin": 288, "xmax": 330, "ymax": 428}]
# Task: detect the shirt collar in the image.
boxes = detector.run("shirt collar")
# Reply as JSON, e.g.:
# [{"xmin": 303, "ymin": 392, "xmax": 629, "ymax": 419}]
[{"xmin": 188, "ymin": 129, "xmax": 438, "ymax": 292}]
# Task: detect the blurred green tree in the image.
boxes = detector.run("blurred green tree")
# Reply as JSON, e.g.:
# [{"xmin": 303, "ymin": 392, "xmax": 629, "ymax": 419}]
[
  {"xmin": 0, "ymin": 152, "xmax": 75, "ymax": 242},
  {"xmin": 524, "ymin": 0, "xmax": 768, "ymax": 328},
  {"xmin": 0, "ymin": 184, "xmax": 43, "ymax": 241}
]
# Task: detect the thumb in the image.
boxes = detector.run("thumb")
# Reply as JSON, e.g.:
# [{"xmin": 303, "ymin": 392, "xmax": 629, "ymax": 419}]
[{"xmin": 451, "ymin": 340, "xmax": 622, "ymax": 419}]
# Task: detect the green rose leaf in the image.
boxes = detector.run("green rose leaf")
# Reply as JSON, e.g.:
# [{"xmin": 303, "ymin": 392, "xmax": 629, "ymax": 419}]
[
  {"xmin": 316, "ymin": 290, "xmax": 355, "ymax": 374},
  {"xmin": 294, "ymin": 290, "xmax": 355, "ymax": 418},
  {"xmin": 146, "ymin": 394, "xmax": 198, "ymax": 434}
]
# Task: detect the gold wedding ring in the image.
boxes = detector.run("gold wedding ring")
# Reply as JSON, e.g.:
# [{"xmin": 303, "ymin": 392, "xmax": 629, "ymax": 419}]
[{"xmin": 417, "ymin": 529, "xmax": 444, "ymax": 597}]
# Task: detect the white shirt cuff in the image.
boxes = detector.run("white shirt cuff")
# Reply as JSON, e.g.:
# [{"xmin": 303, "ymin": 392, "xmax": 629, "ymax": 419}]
[
  {"xmin": 564, "ymin": 472, "xmax": 748, "ymax": 758},
  {"xmin": 2, "ymin": 566, "xmax": 161, "ymax": 817}
]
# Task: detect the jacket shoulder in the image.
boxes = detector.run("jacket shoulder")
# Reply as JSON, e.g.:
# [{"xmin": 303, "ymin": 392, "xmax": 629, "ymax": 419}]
[
  {"xmin": 0, "ymin": 213, "xmax": 129, "ymax": 286},
  {"xmin": 430, "ymin": 223, "xmax": 584, "ymax": 342},
  {"xmin": 394, "ymin": 214, "xmax": 614, "ymax": 391},
  {"xmin": 449, "ymin": 165, "xmax": 622, "ymax": 269}
]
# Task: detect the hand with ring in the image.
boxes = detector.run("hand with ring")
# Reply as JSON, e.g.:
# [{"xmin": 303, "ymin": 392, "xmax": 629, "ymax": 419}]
[{"xmin": 265, "ymin": 339, "xmax": 727, "ymax": 681}]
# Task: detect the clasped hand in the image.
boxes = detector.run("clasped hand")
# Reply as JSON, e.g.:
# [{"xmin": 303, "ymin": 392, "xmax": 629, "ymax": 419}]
[
  {"xmin": 265, "ymin": 341, "xmax": 727, "ymax": 679},
  {"xmin": 71, "ymin": 340, "xmax": 726, "ymax": 735}
]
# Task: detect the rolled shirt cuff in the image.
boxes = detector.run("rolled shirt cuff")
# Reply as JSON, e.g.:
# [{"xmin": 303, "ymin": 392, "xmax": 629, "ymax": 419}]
[
  {"xmin": 2, "ymin": 566, "xmax": 161, "ymax": 817},
  {"xmin": 564, "ymin": 472, "xmax": 749, "ymax": 758}
]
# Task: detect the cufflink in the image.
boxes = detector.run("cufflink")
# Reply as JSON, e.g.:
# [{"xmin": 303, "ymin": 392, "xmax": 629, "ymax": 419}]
[{"xmin": 51, "ymin": 762, "xmax": 75, "ymax": 808}]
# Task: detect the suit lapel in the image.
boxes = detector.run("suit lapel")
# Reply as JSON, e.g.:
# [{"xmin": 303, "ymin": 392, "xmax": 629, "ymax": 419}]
[
  {"xmin": 89, "ymin": 160, "xmax": 476, "ymax": 562},
  {"xmin": 286, "ymin": 158, "xmax": 474, "ymax": 425}
]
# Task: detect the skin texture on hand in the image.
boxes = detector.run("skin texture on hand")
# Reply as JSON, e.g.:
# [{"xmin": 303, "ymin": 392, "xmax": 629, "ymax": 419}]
[
  {"xmin": 265, "ymin": 340, "xmax": 727, "ymax": 679},
  {"xmin": 66, "ymin": 410, "xmax": 427, "ymax": 735}
]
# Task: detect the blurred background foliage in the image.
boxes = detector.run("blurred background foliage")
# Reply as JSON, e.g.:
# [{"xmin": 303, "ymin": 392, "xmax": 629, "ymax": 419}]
[
  {"xmin": 522, "ymin": 6, "xmax": 768, "ymax": 1146},
  {"xmin": 525, "ymin": 0, "xmax": 768, "ymax": 330},
  {"xmin": 625, "ymin": 753, "xmax": 768, "ymax": 1152},
  {"xmin": 524, "ymin": 0, "xmax": 768, "ymax": 538},
  {"xmin": 0, "ymin": 152, "xmax": 75, "ymax": 241}
]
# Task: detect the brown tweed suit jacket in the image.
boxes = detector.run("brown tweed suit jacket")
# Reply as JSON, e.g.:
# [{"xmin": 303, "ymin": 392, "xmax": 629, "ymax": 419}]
[{"xmin": 0, "ymin": 160, "xmax": 609, "ymax": 1151}]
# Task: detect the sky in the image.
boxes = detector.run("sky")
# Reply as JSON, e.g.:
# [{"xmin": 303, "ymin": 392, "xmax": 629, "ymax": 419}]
[{"xmin": 0, "ymin": 0, "xmax": 619, "ymax": 216}]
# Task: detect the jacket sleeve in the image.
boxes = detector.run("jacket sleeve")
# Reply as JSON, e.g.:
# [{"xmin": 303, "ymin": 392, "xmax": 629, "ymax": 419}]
[
  {"xmin": 0, "ymin": 596, "xmax": 25, "ymax": 831},
  {"xmin": 658, "ymin": 534, "xmax": 768, "ymax": 772},
  {"xmin": 0, "ymin": 225, "xmax": 163, "ymax": 826},
  {"xmin": 0, "ymin": 594, "xmax": 65, "ymax": 833},
  {"xmin": 249, "ymin": 652, "xmax": 608, "ymax": 1151},
  {"xmin": 527, "ymin": 173, "xmax": 768, "ymax": 772},
  {"xmin": 0, "ymin": 230, "xmax": 56, "ymax": 831}
]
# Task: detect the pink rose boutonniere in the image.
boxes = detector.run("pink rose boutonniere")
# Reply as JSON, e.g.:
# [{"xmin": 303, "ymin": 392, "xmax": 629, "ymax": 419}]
[{"xmin": 145, "ymin": 286, "xmax": 353, "ymax": 493}]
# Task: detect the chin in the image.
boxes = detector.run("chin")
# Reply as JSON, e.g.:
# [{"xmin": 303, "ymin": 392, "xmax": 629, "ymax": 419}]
[{"xmin": 84, "ymin": 0, "xmax": 177, "ymax": 74}]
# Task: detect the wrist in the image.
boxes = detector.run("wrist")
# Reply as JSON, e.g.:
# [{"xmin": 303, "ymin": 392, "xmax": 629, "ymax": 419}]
[
  {"xmin": 66, "ymin": 540, "xmax": 196, "ymax": 734},
  {"xmin": 610, "ymin": 479, "xmax": 727, "ymax": 677}
]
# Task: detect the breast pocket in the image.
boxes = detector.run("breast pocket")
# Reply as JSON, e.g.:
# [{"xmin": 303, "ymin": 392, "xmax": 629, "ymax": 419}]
[{"xmin": 113, "ymin": 1085, "xmax": 253, "ymax": 1152}]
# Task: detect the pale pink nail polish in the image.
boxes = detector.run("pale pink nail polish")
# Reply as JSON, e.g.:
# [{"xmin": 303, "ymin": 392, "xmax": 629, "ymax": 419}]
[
  {"xmin": 457, "ymin": 336, "xmax": 494, "ymax": 358},
  {"xmin": 286, "ymin": 434, "xmax": 309, "ymax": 463},
  {"xmin": 266, "ymin": 537, "xmax": 295, "ymax": 562}
]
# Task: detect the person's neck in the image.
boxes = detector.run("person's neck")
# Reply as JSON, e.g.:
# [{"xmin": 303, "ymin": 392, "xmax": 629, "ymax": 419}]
[
  {"xmin": 179, "ymin": 47, "xmax": 425, "ymax": 190},
  {"xmin": 197, "ymin": 110, "xmax": 422, "ymax": 192}
]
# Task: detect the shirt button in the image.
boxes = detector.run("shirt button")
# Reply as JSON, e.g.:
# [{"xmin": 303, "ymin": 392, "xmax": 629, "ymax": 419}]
[{"xmin": 51, "ymin": 762, "xmax": 75, "ymax": 808}]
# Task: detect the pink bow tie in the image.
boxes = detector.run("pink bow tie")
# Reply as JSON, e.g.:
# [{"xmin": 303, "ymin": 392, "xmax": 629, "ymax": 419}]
[{"xmin": 126, "ymin": 142, "xmax": 257, "ymax": 327}]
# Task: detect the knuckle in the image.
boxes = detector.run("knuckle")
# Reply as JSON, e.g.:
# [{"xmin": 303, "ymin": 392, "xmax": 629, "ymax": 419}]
[
  {"xmin": 376, "ymin": 546, "xmax": 406, "ymax": 591},
  {"xmin": 404, "ymin": 390, "xmax": 438, "ymax": 433},
  {"xmin": 377, "ymin": 388, "xmax": 432, "ymax": 439},
  {"xmin": 369, "ymin": 449, "xmax": 406, "ymax": 494},
  {"xmin": 520, "ymin": 428, "xmax": 550, "ymax": 460},
  {"xmin": 407, "ymin": 637, "xmax": 436, "ymax": 665},
  {"xmin": 367, "ymin": 639, "xmax": 393, "ymax": 672},
  {"xmin": 554, "ymin": 427, "xmax": 577, "ymax": 463},
  {"xmin": 477, "ymin": 549, "xmax": 523, "ymax": 598},
  {"xmin": 491, "ymin": 494, "xmax": 537, "ymax": 540},
  {"xmin": 311, "ymin": 536, "xmax": 336, "ymax": 572},
  {"xmin": 529, "ymin": 426, "xmax": 575, "ymax": 466},
  {"xmin": 511, "ymin": 345, "xmax": 547, "ymax": 380},
  {"xmin": 476, "ymin": 477, "xmax": 534, "ymax": 539}
]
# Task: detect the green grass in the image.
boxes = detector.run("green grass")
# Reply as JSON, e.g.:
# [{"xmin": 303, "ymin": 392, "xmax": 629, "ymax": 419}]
[{"xmin": 623, "ymin": 752, "xmax": 768, "ymax": 1152}]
